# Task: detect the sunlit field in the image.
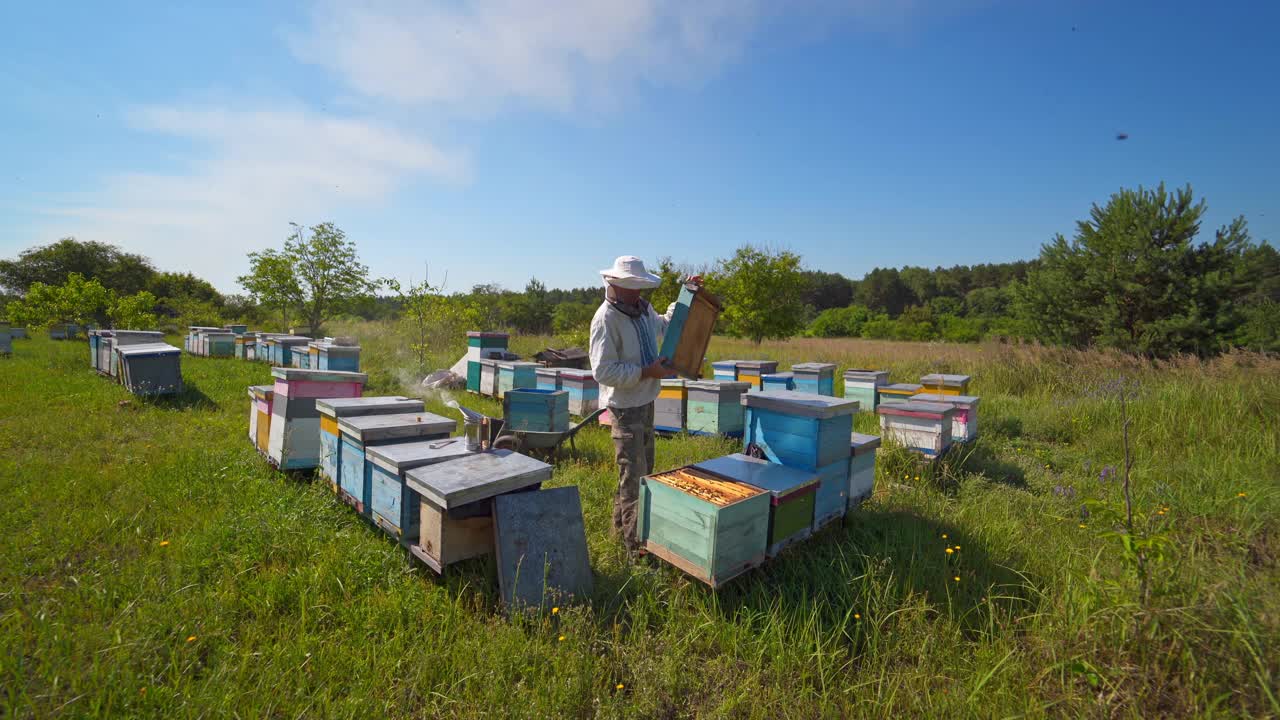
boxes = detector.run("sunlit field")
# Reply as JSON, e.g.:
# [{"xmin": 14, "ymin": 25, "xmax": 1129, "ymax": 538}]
[{"xmin": 2, "ymin": 327, "xmax": 1276, "ymax": 718}]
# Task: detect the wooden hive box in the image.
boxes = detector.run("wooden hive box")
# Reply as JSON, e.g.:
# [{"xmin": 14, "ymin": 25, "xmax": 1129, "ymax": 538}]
[
  {"xmin": 271, "ymin": 336, "xmax": 311, "ymax": 366},
  {"xmin": 496, "ymin": 361, "xmax": 540, "ymax": 399},
  {"xmin": 48, "ymin": 325, "xmax": 68, "ymax": 341},
  {"xmin": 693, "ymin": 454, "xmax": 818, "ymax": 558},
  {"xmin": 657, "ymin": 283, "xmax": 721, "ymax": 379},
  {"xmin": 711, "ymin": 360, "xmax": 743, "ymax": 382},
  {"xmin": 290, "ymin": 344, "xmax": 311, "ymax": 369},
  {"xmin": 266, "ymin": 368, "xmax": 367, "ymax": 470},
  {"xmin": 655, "ymin": 378, "xmax": 687, "ymax": 433},
  {"xmin": 479, "ymin": 359, "xmax": 501, "ymax": 398},
  {"xmin": 920, "ymin": 373, "xmax": 972, "ymax": 396},
  {"xmin": 559, "ymin": 369, "xmax": 599, "ymax": 416},
  {"xmin": 205, "ymin": 331, "xmax": 237, "ymax": 358},
  {"xmin": 117, "ymin": 343, "xmax": 183, "ymax": 396},
  {"xmin": 761, "ymin": 372, "xmax": 795, "ymax": 392},
  {"xmin": 247, "ymin": 385, "xmax": 271, "ymax": 446},
  {"xmin": 535, "ymin": 367, "xmax": 565, "ymax": 392},
  {"xmin": 319, "ymin": 343, "xmax": 361, "ymax": 372},
  {"xmin": 792, "ymin": 363, "xmax": 837, "ymax": 396},
  {"xmin": 11, "ymin": 327, "xmax": 27, "ymax": 339},
  {"xmin": 109, "ymin": 331, "xmax": 166, "ymax": 379},
  {"xmin": 911, "ymin": 393, "xmax": 980, "ymax": 443},
  {"xmin": 736, "ymin": 360, "xmax": 779, "ymax": 390},
  {"xmin": 466, "ymin": 332, "xmax": 509, "ymax": 393},
  {"xmin": 251, "ymin": 385, "xmax": 275, "ymax": 454},
  {"xmin": 503, "ymin": 388, "xmax": 570, "ymax": 433},
  {"xmin": 878, "ymin": 383, "xmax": 922, "ymax": 406},
  {"xmin": 848, "ymin": 432, "xmax": 882, "ymax": 510},
  {"xmin": 223, "ymin": 324, "xmax": 248, "ymax": 334},
  {"xmin": 405, "ymin": 449, "xmax": 552, "ymax": 573},
  {"xmin": 741, "ymin": 390, "xmax": 859, "ymax": 529},
  {"xmin": 88, "ymin": 330, "xmax": 104, "ymax": 371},
  {"xmin": 842, "ymin": 369, "xmax": 889, "ymax": 413},
  {"xmin": 0, "ymin": 323, "xmax": 10, "ymax": 357},
  {"xmin": 686, "ymin": 380, "xmax": 751, "ymax": 437},
  {"xmin": 337, "ymin": 411, "xmax": 455, "ymax": 518},
  {"xmin": 366, "ymin": 437, "xmax": 475, "ymax": 548},
  {"xmin": 877, "ymin": 401, "xmax": 956, "ymax": 458},
  {"xmin": 316, "ymin": 396, "xmax": 425, "ymax": 491},
  {"xmin": 234, "ymin": 333, "xmax": 251, "ymax": 360},
  {"xmin": 639, "ymin": 462, "xmax": 771, "ymax": 588}
]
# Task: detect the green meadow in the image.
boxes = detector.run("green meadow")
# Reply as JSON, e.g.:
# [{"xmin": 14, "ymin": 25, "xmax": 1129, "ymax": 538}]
[{"xmin": 1, "ymin": 329, "xmax": 1277, "ymax": 718}]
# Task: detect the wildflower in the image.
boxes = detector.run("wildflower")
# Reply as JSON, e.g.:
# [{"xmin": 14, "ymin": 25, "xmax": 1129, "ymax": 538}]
[
  {"xmin": 954, "ymin": 545, "xmax": 961, "ymax": 550},
  {"xmin": 616, "ymin": 683, "xmax": 625, "ymax": 690},
  {"xmin": 558, "ymin": 635, "xmax": 565, "ymax": 642},
  {"xmin": 551, "ymin": 607, "xmax": 559, "ymax": 615},
  {"xmin": 1237, "ymin": 492, "xmax": 1247, "ymax": 498},
  {"xmin": 914, "ymin": 476, "xmax": 920, "ymax": 481},
  {"xmin": 954, "ymin": 576, "xmax": 960, "ymax": 582},
  {"xmin": 159, "ymin": 540, "xmax": 170, "ymax": 547},
  {"xmin": 139, "ymin": 687, "xmax": 146, "ymax": 696},
  {"xmin": 945, "ymin": 548, "xmax": 954, "ymax": 555},
  {"xmin": 854, "ymin": 613, "xmax": 861, "ymax": 620},
  {"xmin": 186, "ymin": 636, "xmax": 196, "ymax": 643},
  {"xmin": 1079, "ymin": 524, "xmax": 1087, "ymax": 529},
  {"xmin": 942, "ymin": 534, "xmax": 948, "ymax": 539}
]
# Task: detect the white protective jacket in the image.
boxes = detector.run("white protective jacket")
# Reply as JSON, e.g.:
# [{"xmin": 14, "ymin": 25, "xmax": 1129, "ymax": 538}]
[{"xmin": 589, "ymin": 299, "xmax": 676, "ymax": 410}]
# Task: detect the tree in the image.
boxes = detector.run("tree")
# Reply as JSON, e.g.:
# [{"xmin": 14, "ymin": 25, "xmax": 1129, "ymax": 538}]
[
  {"xmin": 709, "ymin": 245, "xmax": 807, "ymax": 344},
  {"xmin": 6, "ymin": 273, "xmax": 113, "ymax": 329},
  {"xmin": 286, "ymin": 222, "xmax": 376, "ymax": 335},
  {"xmin": 1016, "ymin": 183, "xmax": 1256, "ymax": 356},
  {"xmin": 552, "ymin": 302, "xmax": 595, "ymax": 335},
  {"xmin": 238, "ymin": 248, "xmax": 302, "ymax": 331},
  {"xmin": 806, "ymin": 305, "xmax": 871, "ymax": 337},
  {"xmin": 148, "ymin": 272, "xmax": 223, "ymax": 306},
  {"xmin": 857, "ymin": 267, "xmax": 913, "ymax": 316},
  {"xmin": 649, "ymin": 258, "xmax": 687, "ymax": 312},
  {"xmin": 0, "ymin": 238, "xmax": 155, "ymax": 295},
  {"xmin": 109, "ymin": 291, "xmax": 160, "ymax": 329},
  {"xmin": 800, "ymin": 271, "xmax": 855, "ymax": 313},
  {"xmin": 502, "ymin": 278, "xmax": 553, "ymax": 334}
]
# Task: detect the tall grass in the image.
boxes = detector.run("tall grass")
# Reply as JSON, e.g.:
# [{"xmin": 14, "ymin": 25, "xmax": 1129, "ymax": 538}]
[{"xmin": 1, "ymin": 327, "xmax": 1276, "ymax": 718}]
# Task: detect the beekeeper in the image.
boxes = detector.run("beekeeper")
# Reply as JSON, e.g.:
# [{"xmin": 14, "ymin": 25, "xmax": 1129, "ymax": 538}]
[{"xmin": 589, "ymin": 256, "xmax": 701, "ymax": 557}]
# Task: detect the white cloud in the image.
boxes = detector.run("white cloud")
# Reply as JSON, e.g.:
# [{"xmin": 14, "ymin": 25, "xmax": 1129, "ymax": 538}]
[
  {"xmin": 39, "ymin": 105, "xmax": 468, "ymax": 290},
  {"xmin": 289, "ymin": 0, "xmax": 763, "ymax": 112}
]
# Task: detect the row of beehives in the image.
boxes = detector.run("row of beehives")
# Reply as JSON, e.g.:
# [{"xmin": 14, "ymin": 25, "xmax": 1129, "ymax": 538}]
[
  {"xmin": 463, "ymin": 331, "xmax": 601, "ymax": 418},
  {"xmin": 0, "ymin": 322, "xmax": 18, "ymax": 356},
  {"xmin": 246, "ymin": 367, "xmax": 593, "ymax": 607},
  {"xmin": 185, "ymin": 325, "xmax": 361, "ymax": 372},
  {"xmin": 86, "ymin": 329, "xmax": 183, "ymax": 396},
  {"xmin": 640, "ymin": 390, "xmax": 883, "ymax": 588}
]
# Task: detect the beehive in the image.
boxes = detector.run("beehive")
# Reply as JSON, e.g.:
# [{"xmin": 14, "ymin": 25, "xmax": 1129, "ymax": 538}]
[
  {"xmin": 405, "ymin": 450, "xmax": 552, "ymax": 573},
  {"xmin": 639, "ymin": 463, "xmax": 770, "ymax": 588},
  {"xmin": 559, "ymin": 369, "xmax": 599, "ymax": 416},
  {"xmin": 848, "ymin": 433, "xmax": 882, "ymax": 509},
  {"xmin": 315, "ymin": 396, "xmax": 425, "ymax": 491},
  {"xmin": 761, "ymin": 372, "xmax": 795, "ymax": 391},
  {"xmin": 877, "ymin": 401, "xmax": 956, "ymax": 457},
  {"xmin": 791, "ymin": 363, "xmax": 836, "ymax": 396},
  {"xmin": 502, "ymin": 388, "xmax": 570, "ymax": 433},
  {"xmin": 496, "ymin": 361, "xmax": 539, "ymax": 399},
  {"xmin": 655, "ymin": 378, "xmax": 687, "ymax": 433},
  {"xmin": 309, "ymin": 339, "xmax": 361, "ymax": 372},
  {"xmin": 686, "ymin": 380, "xmax": 750, "ymax": 437},
  {"xmin": 10, "ymin": 327, "xmax": 27, "ymax": 340},
  {"xmin": 466, "ymin": 332, "xmax": 509, "ymax": 393},
  {"xmin": 479, "ymin": 359, "xmax": 501, "ymax": 398},
  {"xmin": 88, "ymin": 330, "xmax": 104, "ymax": 371},
  {"xmin": 207, "ymin": 331, "xmax": 238, "ymax": 358},
  {"xmin": 290, "ymin": 344, "xmax": 310, "ymax": 368},
  {"xmin": 267, "ymin": 368, "xmax": 367, "ymax": 470},
  {"xmin": 117, "ymin": 343, "xmax": 183, "ymax": 396},
  {"xmin": 535, "ymin": 366, "xmax": 565, "ymax": 392},
  {"xmin": 920, "ymin": 373, "xmax": 971, "ymax": 396},
  {"xmin": 235, "ymin": 332, "xmax": 257, "ymax": 360},
  {"xmin": 337, "ymin": 411, "xmax": 455, "ymax": 517},
  {"xmin": 878, "ymin": 383, "xmax": 922, "ymax": 406},
  {"xmin": 742, "ymin": 391, "xmax": 859, "ymax": 530},
  {"xmin": 694, "ymin": 454, "xmax": 817, "ymax": 558},
  {"xmin": 735, "ymin": 360, "xmax": 779, "ymax": 390},
  {"xmin": 251, "ymin": 385, "xmax": 274, "ymax": 454},
  {"xmin": 842, "ymin": 369, "xmax": 889, "ymax": 413},
  {"xmin": 712, "ymin": 360, "xmax": 743, "ymax": 382},
  {"xmin": 270, "ymin": 336, "xmax": 311, "ymax": 366},
  {"xmin": 366, "ymin": 437, "xmax": 475, "ymax": 548},
  {"xmin": 247, "ymin": 385, "xmax": 271, "ymax": 446},
  {"xmin": 109, "ymin": 331, "xmax": 166, "ymax": 379},
  {"xmin": 0, "ymin": 323, "xmax": 11, "ymax": 357},
  {"xmin": 910, "ymin": 393, "xmax": 980, "ymax": 443},
  {"xmin": 657, "ymin": 283, "xmax": 721, "ymax": 379},
  {"xmin": 223, "ymin": 324, "xmax": 248, "ymax": 335}
]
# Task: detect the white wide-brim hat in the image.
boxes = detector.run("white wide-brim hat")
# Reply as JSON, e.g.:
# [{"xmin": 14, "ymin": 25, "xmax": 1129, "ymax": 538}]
[{"xmin": 600, "ymin": 255, "xmax": 661, "ymax": 289}]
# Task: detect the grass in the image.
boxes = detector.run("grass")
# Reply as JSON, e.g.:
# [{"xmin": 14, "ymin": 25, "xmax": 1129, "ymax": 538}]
[{"xmin": 2, "ymin": 326, "xmax": 1278, "ymax": 718}]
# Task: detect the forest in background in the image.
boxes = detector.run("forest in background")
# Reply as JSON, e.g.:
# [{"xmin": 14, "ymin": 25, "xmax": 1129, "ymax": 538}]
[{"xmin": 3, "ymin": 184, "xmax": 1278, "ymax": 356}]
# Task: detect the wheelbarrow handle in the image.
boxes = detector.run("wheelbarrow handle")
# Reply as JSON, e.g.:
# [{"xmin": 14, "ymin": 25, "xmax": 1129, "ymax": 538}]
[{"xmin": 565, "ymin": 407, "xmax": 607, "ymax": 439}]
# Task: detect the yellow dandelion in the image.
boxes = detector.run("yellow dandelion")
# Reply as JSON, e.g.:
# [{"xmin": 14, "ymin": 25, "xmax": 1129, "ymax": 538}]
[
  {"xmin": 186, "ymin": 635, "xmax": 196, "ymax": 643},
  {"xmin": 914, "ymin": 475, "xmax": 920, "ymax": 481},
  {"xmin": 1237, "ymin": 492, "xmax": 1247, "ymax": 498},
  {"xmin": 558, "ymin": 635, "xmax": 565, "ymax": 642},
  {"xmin": 1157, "ymin": 510, "xmax": 1165, "ymax": 516},
  {"xmin": 1079, "ymin": 523, "xmax": 1087, "ymax": 529},
  {"xmin": 954, "ymin": 576, "xmax": 961, "ymax": 582},
  {"xmin": 159, "ymin": 540, "xmax": 170, "ymax": 547},
  {"xmin": 854, "ymin": 613, "xmax": 861, "ymax": 620},
  {"xmin": 954, "ymin": 545, "xmax": 961, "ymax": 550},
  {"xmin": 942, "ymin": 534, "xmax": 948, "ymax": 539},
  {"xmin": 616, "ymin": 683, "xmax": 625, "ymax": 690},
  {"xmin": 945, "ymin": 548, "xmax": 954, "ymax": 555},
  {"xmin": 551, "ymin": 607, "xmax": 559, "ymax": 615}
]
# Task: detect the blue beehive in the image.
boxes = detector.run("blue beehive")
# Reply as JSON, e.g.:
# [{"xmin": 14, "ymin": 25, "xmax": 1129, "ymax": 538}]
[
  {"xmin": 848, "ymin": 432, "xmax": 882, "ymax": 510},
  {"xmin": 712, "ymin": 360, "xmax": 742, "ymax": 382},
  {"xmin": 761, "ymin": 372, "xmax": 795, "ymax": 391},
  {"xmin": 502, "ymin": 388, "xmax": 570, "ymax": 433},
  {"xmin": 337, "ymin": 412, "xmax": 456, "ymax": 518},
  {"xmin": 559, "ymin": 369, "xmax": 599, "ymax": 416},
  {"xmin": 315, "ymin": 396, "xmax": 425, "ymax": 492},
  {"xmin": 792, "ymin": 363, "xmax": 836, "ymax": 396},
  {"xmin": 742, "ymin": 391, "xmax": 860, "ymax": 531}
]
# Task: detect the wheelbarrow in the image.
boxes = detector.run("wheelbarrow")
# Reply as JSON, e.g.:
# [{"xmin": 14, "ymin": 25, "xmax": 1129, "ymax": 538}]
[{"xmin": 448, "ymin": 401, "xmax": 606, "ymax": 461}]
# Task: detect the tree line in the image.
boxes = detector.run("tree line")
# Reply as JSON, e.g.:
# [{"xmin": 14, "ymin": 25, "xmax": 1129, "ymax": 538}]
[{"xmin": 2, "ymin": 182, "xmax": 1276, "ymax": 356}]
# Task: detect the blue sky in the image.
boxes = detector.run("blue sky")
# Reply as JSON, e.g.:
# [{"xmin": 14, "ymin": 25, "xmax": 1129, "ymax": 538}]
[{"xmin": 3, "ymin": 0, "xmax": 1277, "ymax": 293}]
